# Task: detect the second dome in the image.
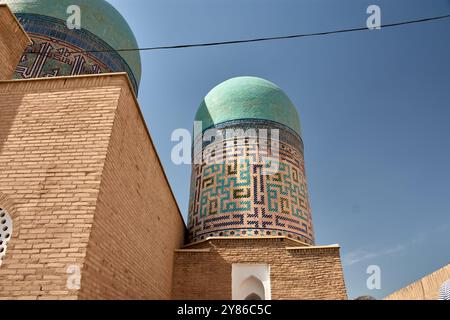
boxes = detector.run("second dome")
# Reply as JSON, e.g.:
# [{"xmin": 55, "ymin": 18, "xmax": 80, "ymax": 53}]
[{"xmin": 195, "ymin": 77, "xmax": 302, "ymax": 137}]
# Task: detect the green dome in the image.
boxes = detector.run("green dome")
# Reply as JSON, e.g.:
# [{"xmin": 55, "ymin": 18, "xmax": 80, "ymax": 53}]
[
  {"xmin": 1, "ymin": 0, "xmax": 141, "ymax": 85},
  {"xmin": 196, "ymin": 77, "xmax": 302, "ymax": 136}
]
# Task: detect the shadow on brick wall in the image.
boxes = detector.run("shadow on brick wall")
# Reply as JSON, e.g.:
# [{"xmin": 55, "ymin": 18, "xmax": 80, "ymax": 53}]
[{"xmin": 0, "ymin": 93, "xmax": 22, "ymax": 154}]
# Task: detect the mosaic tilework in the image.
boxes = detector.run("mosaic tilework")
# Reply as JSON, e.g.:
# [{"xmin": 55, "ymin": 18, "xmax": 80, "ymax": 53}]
[
  {"xmin": 194, "ymin": 118, "xmax": 303, "ymax": 154},
  {"xmin": 13, "ymin": 14, "xmax": 139, "ymax": 92},
  {"xmin": 188, "ymin": 120, "xmax": 315, "ymax": 245}
]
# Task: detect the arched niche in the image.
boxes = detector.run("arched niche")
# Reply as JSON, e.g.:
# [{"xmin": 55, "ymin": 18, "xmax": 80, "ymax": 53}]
[
  {"xmin": 238, "ymin": 276, "xmax": 265, "ymax": 300},
  {"xmin": 232, "ymin": 264, "xmax": 271, "ymax": 300}
]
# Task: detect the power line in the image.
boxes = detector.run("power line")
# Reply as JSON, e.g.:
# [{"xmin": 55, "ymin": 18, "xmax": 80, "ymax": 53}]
[
  {"xmin": 28, "ymin": 12, "xmax": 450, "ymax": 55},
  {"xmin": 116, "ymin": 12, "xmax": 450, "ymax": 53}
]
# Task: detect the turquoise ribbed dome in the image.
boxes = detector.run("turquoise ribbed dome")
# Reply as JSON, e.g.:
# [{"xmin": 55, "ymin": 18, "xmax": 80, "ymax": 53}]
[
  {"xmin": 196, "ymin": 77, "xmax": 302, "ymax": 136},
  {"xmin": 0, "ymin": 0, "xmax": 141, "ymax": 85}
]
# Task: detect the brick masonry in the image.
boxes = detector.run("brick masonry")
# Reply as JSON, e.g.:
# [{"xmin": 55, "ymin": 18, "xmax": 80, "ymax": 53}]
[
  {"xmin": 0, "ymin": 74, "xmax": 185, "ymax": 299},
  {"xmin": 385, "ymin": 264, "xmax": 450, "ymax": 300},
  {"xmin": 78, "ymin": 76, "xmax": 186, "ymax": 299},
  {"xmin": 172, "ymin": 237, "xmax": 348, "ymax": 300},
  {"xmin": 0, "ymin": 5, "xmax": 31, "ymax": 80}
]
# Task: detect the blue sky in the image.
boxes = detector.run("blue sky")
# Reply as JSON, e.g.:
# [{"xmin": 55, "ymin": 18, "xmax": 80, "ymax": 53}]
[{"xmin": 106, "ymin": 0, "xmax": 450, "ymax": 299}]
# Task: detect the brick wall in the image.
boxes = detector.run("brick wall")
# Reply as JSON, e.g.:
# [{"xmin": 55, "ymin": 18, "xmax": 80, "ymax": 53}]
[
  {"xmin": 0, "ymin": 75, "xmax": 120, "ymax": 299},
  {"xmin": 0, "ymin": 5, "xmax": 30, "ymax": 80},
  {"xmin": 0, "ymin": 74, "xmax": 186, "ymax": 299},
  {"xmin": 385, "ymin": 264, "xmax": 450, "ymax": 300},
  {"xmin": 172, "ymin": 238, "xmax": 347, "ymax": 300},
  {"xmin": 78, "ymin": 76, "xmax": 185, "ymax": 300}
]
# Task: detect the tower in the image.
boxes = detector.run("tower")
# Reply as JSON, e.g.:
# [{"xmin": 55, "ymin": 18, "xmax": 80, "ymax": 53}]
[
  {"xmin": 188, "ymin": 77, "xmax": 315, "ymax": 245},
  {"xmin": 174, "ymin": 78, "xmax": 346, "ymax": 300},
  {"xmin": 0, "ymin": 0, "xmax": 141, "ymax": 93}
]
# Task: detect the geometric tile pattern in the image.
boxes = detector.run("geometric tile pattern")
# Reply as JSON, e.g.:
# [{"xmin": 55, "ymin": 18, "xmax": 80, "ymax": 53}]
[
  {"xmin": 13, "ymin": 14, "xmax": 139, "ymax": 92},
  {"xmin": 188, "ymin": 121, "xmax": 315, "ymax": 245}
]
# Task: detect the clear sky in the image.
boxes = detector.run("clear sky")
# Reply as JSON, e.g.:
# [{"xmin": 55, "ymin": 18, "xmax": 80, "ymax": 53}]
[{"xmin": 106, "ymin": 0, "xmax": 450, "ymax": 299}]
